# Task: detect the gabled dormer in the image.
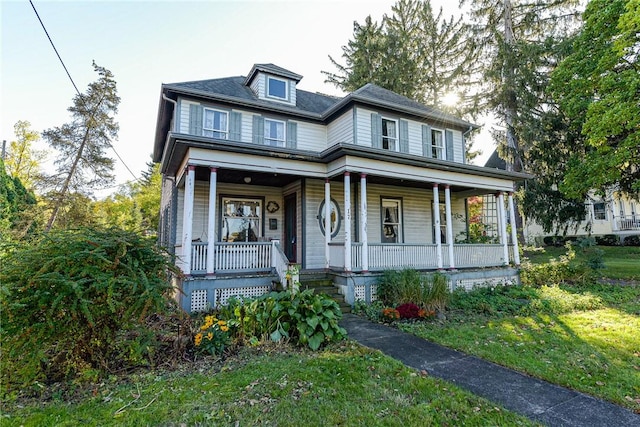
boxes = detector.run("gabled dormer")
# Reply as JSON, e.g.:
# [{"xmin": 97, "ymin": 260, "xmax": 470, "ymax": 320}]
[{"xmin": 244, "ymin": 63, "xmax": 302, "ymax": 107}]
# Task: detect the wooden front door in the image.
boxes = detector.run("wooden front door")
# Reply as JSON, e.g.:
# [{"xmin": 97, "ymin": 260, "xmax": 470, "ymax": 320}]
[{"xmin": 284, "ymin": 194, "xmax": 297, "ymax": 262}]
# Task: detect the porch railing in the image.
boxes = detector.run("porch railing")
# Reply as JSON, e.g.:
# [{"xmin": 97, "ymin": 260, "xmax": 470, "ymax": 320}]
[
  {"xmin": 617, "ymin": 215, "xmax": 640, "ymax": 231},
  {"xmin": 329, "ymin": 242, "xmax": 509, "ymax": 271},
  {"xmin": 271, "ymin": 240, "xmax": 291, "ymax": 289},
  {"xmin": 190, "ymin": 241, "xmax": 273, "ymax": 274}
]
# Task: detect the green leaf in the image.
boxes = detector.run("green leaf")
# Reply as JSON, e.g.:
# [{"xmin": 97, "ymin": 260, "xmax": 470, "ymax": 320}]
[{"xmin": 308, "ymin": 332, "xmax": 324, "ymax": 351}]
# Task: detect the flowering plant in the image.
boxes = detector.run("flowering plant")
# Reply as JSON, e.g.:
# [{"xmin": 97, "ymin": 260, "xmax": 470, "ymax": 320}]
[
  {"xmin": 381, "ymin": 307, "xmax": 400, "ymax": 322},
  {"xmin": 194, "ymin": 315, "xmax": 231, "ymax": 355}
]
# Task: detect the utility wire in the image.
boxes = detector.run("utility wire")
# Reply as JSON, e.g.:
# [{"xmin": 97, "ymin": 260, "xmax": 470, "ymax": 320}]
[{"xmin": 29, "ymin": 0, "xmax": 140, "ymax": 182}]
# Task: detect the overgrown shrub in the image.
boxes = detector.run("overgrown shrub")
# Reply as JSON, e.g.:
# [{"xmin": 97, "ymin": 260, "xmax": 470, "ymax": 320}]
[
  {"xmin": 0, "ymin": 227, "xmax": 178, "ymax": 390},
  {"xmin": 623, "ymin": 235, "xmax": 640, "ymax": 246},
  {"xmin": 221, "ymin": 290, "xmax": 346, "ymax": 351},
  {"xmin": 520, "ymin": 243, "xmax": 595, "ymax": 287},
  {"xmin": 595, "ymin": 234, "xmax": 620, "ymax": 246},
  {"xmin": 376, "ymin": 269, "xmax": 450, "ymax": 314}
]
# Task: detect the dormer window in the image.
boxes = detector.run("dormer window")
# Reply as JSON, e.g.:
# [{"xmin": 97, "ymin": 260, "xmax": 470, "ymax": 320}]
[
  {"xmin": 267, "ymin": 76, "xmax": 288, "ymax": 100},
  {"xmin": 203, "ymin": 108, "xmax": 228, "ymax": 139}
]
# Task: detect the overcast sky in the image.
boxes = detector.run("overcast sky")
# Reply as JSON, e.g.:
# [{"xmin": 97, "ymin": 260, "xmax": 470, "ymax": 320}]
[{"xmin": 1, "ymin": 0, "xmax": 494, "ymax": 196}]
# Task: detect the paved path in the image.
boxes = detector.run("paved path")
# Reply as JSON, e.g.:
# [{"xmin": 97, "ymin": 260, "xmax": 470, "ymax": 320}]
[{"xmin": 340, "ymin": 314, "xmax": 640, "ymax": 427}]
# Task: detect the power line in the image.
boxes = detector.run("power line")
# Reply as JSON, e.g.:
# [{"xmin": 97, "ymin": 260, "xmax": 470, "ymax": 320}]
[{"xmin": 29, "ymin": 0, "xmax": 140, "ymax": 182}]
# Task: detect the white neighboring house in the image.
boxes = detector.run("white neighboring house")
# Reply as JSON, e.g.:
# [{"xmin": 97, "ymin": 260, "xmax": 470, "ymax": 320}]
[
  {"xmin": 525, "ymin": 190, "xmax": 640, "ymax": 244},
  {"xmin": 484, "ymin": 150, "xmax": 640, "ymax": 244},
  {"xmin": 153, "ymin": 63, "xmax": 530, "ymax": 312}
]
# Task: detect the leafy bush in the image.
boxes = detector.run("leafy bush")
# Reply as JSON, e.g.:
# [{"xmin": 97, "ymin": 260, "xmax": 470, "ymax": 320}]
[
  {"xmin": 595, "ymin": 234, "xmax": 620, "ymax": 246},
  {"xmin": 381, "ymin": 307, "xmax": 400, "ymax": 322},
  {"xmin": 353, "ymin": 300, "xmax": 385, "ymax": 322},
  {"xmin": 396, "ymin": 303, "xmax": 421, "ymax": 319},
  {"xmin": 520, "ymin": 243, "xmax": 595, "ymax": 287},
  {"xmin": 0, "ymin": 227, "xmax": 178, "ymax": 389},
  {"xmin": 623, "ymin": 235, "xmax": 640, "ymax": 246},
  {"xmin": 221, "ymin": 290, "xmax": 346, "ymax": 351}
]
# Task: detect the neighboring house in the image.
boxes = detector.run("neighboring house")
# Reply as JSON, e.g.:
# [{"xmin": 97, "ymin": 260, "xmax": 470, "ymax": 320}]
[
  {"xmin": 484, "ymin": 150, "xmax": 640, "ymax": 244},
  {"xmin": 153, "ymin": 63, "xmax": 529, "ymax": 312}
]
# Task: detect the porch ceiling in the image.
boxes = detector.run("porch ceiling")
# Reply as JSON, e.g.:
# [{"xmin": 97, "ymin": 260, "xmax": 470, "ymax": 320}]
[{"xmin": 195, "ymin": 167, "xmax": 300, "ymax": 187}]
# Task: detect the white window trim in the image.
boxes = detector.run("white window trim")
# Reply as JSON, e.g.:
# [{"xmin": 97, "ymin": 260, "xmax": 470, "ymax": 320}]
[
  {"xmin": 203, "ymin": 107, "xmax": 228, "ymax": 139},
  {"xmin": 381, "ymin": 197, "xmax": 403, "ymax": 243},
  {"xmin": 431, "ymin": 128, "xmax": 445, "ymax": 160},
  {"xmin": 381, "ymin": 117, "xmax": 399, "ymax": 152},
  {"xmin": 266, "ymin": 75, "xmax": 289, "ymax": 101},
  {"xmin": 264, "ymin": 118, "xmax": 286, "ymax": 147},
  {"xmin": 221, "ymin": 197, "xmax": 262, "ymax": 242},
  {"xmin": 593, "ymin": 202, "xmax": 607, "ymax": 221}
]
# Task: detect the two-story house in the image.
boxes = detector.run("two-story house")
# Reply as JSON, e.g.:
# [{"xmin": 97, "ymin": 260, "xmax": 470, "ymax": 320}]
[{"xmin": 153, "ymin": 63, "xmax": 530, "ymax": 312}]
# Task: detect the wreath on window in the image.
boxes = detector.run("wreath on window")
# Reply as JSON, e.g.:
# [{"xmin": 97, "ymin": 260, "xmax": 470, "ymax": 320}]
[{"xmin": 266, "ymin": 201, "xmax": 280, "ymax": 213}]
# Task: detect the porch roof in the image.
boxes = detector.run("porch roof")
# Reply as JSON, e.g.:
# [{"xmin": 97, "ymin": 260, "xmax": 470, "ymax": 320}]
[{"xmin": 164, "ymin": 134, "xmax": 531, "ymax": 190}]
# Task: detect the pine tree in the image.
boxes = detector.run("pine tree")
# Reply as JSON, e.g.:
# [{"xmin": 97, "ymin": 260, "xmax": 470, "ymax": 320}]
[{"xmin": 43, "ymin": 62, "xmax": 120, "ymax": 231}]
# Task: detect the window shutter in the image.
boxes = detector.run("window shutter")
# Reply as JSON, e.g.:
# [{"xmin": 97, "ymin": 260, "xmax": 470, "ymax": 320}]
[
  {"xmin": 286, "ymin": 121, "xmax": 297, "ymax": 149},
  {"xmin": 461, "ymin": 133, "xmax": 467, "ymax": 164},
  {"xmin": 445, "ymin": 130, "xmax": 454, "ymax": 161},
  {"xmin": 422, "ymin": 125, "xmax": 432, "ymax": 157},
  {"xmin": 399, "ymin": 120, "xmax": 409, "ymax": 153},
  {"xmin": 189, "ymin": 104, "xmax": 203, "ymax": 136},
  {"xmin": 229, "ymin": 111, "xmax": 242, "ymax": 141},
  {"xmin": 371, "ymin": 113, "xmax": 382, "ymax": 149},
  {"xmin": 252, "ymin": 115, "xmax": 264, "ymax": 145}
]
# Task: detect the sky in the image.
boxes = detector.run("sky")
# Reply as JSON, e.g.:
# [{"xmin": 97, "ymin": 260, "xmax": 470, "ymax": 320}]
[{"xmin": 1, "ymin": 0, "xmax": 495, "ymax": 197}]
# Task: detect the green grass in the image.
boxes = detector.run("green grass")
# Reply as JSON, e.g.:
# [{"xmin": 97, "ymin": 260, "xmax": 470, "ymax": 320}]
[
  {"xmin": 2, "ymin": 343, "xmax": 537, "ymax": 426},
  {"xmin": 523, "ymin": 246, "xmax": 640, "ymax": 280},
  {"xmin": 398, "ymin": 283, "xmax": 640, "ymax": 412}
]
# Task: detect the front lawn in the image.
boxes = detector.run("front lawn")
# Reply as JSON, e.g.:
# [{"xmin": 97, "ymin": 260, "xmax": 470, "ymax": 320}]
[
  {"xmin": 2, "ymin": 343, "xmax": 536, "ymax": 426},
  {"xmin": 398, "ymin": 283, "xmax": 640, "ymax": 413},
  {"xmin": 523, "ymin": 246, "xmax": 640, "ymax": 280}
]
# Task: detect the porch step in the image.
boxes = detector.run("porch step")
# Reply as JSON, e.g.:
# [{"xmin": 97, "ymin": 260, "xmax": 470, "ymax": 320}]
[{"xmin": 299, "ymin": 277, "xmax": 351, "ymax": 314}]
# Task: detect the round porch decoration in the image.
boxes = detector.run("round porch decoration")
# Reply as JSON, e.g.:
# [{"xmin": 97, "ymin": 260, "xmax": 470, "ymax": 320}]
[
  {"xmin": 318, "ymin": 198, "xmax": 341, "ymax": 238},
  {"xmin": 266, "ymin": 201, "xmax": 280, "ymax": 213}
]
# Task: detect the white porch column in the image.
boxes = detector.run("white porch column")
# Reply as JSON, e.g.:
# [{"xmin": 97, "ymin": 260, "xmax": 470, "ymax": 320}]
[
  {"xmin": 497, "ymin": 191, "xmax": 509, "ymax": 265},
  {"xmin": 344, "ymin": 172, "xmax": 352, "ymax": 272},
  {"xmin": 324, "ymin": 178, "xmax": 331, "ymax": 270},
  {"xmin": 433, "ymin": 184, "xmax": 443, "ymax": 269},
  {"xmin": 360, "ymin": 173, "xmax": 369, "ymax": 272},
  {"xmin": 206, "ymin": 167, "xmax": 217, "ymax": 275},
  {"xmin": 444, "ymin": 185, "xmax": 455, "ymax": 269},
  {"xmin": 180, "ymin": 165, "xmax": 196, "ymax": 275},
  {"xmin": 508, "ymin": 192, "xmax": 521, "ymax": 265}
]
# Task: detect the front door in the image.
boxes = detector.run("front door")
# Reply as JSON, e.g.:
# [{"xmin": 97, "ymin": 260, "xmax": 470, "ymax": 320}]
[{"xmin": 284, "ymin": 194, "xmax": 297, "ymax": 262}]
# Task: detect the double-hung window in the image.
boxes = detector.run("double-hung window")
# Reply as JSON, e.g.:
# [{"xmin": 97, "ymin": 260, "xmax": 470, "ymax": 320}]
[
  {"xmin": 267, "ymin": 76, "xmax": 288, "ymax": 100},
  {"xmin": 381, "ymin": 118, "xmax": 398, "ymax": 151},
  {"xmin": 431, "ymin": 129, "xmax": 444, "ymax": 159},
  {"xmin": 203, "ymin": 108, "xmax": 228, "ymax": 139},
  {"xmin": 221, "ymin": 198, "xmax": 262, "ymax": 242},
  {"xmin": 381, "ymin": 198, "xmax": 402, "ymax": 243},
  {"xmin": 264, "ymin": 119, "xmax": 286, "ymax": 147},
  {"xmin": 593, "ymin": 202, "xmax": 607, "ymax": 220}
]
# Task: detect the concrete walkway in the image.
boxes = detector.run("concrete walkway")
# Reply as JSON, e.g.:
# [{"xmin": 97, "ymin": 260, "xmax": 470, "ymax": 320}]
[{"xmin": 340, "ymin": 314, "xmax": 640, "ymax": 427}]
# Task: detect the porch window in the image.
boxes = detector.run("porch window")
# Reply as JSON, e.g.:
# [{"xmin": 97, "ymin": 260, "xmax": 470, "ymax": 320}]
[
  {"xmin": 203, "ymin": 108, "xmax": 228, "ymax": 139},
  {"xmin": 432, "ymin": 129, "xmax": 444, "ymax": 159},
  {"xmin": 381, "ymin": 198, "xmax": 402, "ymax": 243},
  {"xmin": 221, "ymin": 198, "xmax": 262, "ymax": 242},
  {"xmin": 593, "ymin": 202, "xmax": 607, "ymax": 220},
  {"xmin": 432, "ymin": 200, "xmax": 447, "ymax": 244},
  {"xmin": 381, "ymin": 118, "xmax": 398, "ymax": 151},
  {"xmin": 264, "ymin": 119, "xmax": 286, "ymax": 147}
]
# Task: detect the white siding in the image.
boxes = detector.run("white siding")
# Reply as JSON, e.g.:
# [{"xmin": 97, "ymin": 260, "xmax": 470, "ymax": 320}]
[
  {"xmin": 327, "ymin": 110, "xmax": 353, "ymax": 146},
  {"xmin": 296, "ymin": 121, "xmax": 327, "ymax": 151},
  {"xmin": 250, "ymin": 74, "xmax": 264, "ymax": 98},
  {"xmin": 356, "ymin": 107, "xmax": 375, "ymax": 148},
  {"xmin": 176, "ymin": 181, "xmax": 285, "ymax": 243},
  {"xmin": 305, "ymin": 179, "xmax": 346, "ymax": 269}
]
